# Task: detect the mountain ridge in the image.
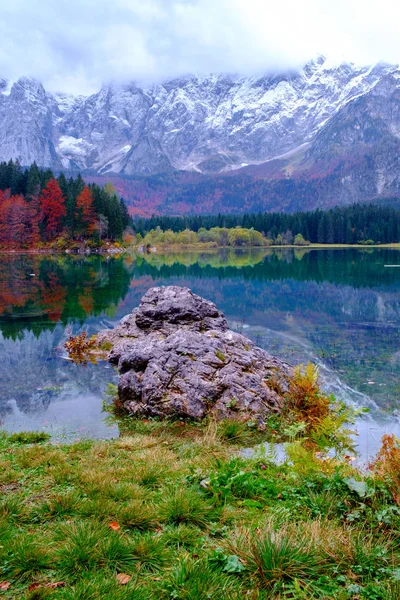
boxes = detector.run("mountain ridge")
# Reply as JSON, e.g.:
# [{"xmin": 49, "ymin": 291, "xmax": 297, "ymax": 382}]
[{"xmin": 2, "ymin": 57, "xmax": 400, "ymax": 213}]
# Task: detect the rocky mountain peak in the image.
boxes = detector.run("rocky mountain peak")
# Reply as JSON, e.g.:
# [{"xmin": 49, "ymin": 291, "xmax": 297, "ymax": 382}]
[{"xmin": 1, "ymin": 60, "xmax": 400, "ymax": 208}]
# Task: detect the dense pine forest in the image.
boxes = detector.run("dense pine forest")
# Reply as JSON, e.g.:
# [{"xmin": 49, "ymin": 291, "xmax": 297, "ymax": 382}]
[
  {"xmin": 135, "ymin": 204, "xmax": 400, "ymax": 245},
  {"xmin": 0, "ymin": 160, "xmax": 130, "ymax": 248}
]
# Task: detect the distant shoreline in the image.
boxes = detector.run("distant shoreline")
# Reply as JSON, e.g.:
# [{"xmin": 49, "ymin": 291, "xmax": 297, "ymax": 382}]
[
  {"xmin": 1, "ymin": 242, "xmax": 400, "ymax": 256},
  {"xmin": 137, "ymin": 242, "xmax": 400, "ymax": 251}
]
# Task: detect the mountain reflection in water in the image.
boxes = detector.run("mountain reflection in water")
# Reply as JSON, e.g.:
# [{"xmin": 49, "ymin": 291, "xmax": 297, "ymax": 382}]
[{"xmin": 0, "ymin": 249, "xmax": 399, "ymax": 451}]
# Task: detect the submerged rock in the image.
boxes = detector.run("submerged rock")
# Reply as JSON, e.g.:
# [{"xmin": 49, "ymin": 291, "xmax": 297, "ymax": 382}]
[{"xmin": 97, "ymin": 286, "xmax": 293, "ymax": 423}]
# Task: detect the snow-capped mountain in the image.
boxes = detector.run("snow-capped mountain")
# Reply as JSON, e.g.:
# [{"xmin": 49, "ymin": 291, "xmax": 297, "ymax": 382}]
[
  {"xmin": 2, "ymin": 56, "xmax": 400, "ymax": 211},
  {"xmin": 0, "ymin": 57, "xmax": 397, "ymax": 174}
]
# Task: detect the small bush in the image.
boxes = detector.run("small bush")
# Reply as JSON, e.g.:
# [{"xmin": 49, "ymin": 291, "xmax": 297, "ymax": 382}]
[
  {"xmin": 64, "ymin": 331, "xmax": 97, "ymax": 366},
  {"xmin": 286, "ymin": 363, "xmax": 331, "ymax": 432},
  {"xmin": 372, "ymin": 434, "xmax": 400, "ymax": 505}
]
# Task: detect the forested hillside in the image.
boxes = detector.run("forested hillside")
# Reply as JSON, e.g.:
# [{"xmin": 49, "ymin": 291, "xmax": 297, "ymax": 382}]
[{"xmin": 0, "ymin": 160, "xmax": 130, "ymax": 248}]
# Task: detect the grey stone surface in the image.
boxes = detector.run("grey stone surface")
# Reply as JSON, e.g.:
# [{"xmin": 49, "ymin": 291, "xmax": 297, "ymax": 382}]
[{"xmin": 97, "ymin": 286, "xmax": 293, "ymax": 423}]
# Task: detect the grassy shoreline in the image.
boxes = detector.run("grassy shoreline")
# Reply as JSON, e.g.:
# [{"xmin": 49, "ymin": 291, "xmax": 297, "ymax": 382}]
[{"xmin": 1, "ymin": 414, "xmax": 399, "ymax": 599}]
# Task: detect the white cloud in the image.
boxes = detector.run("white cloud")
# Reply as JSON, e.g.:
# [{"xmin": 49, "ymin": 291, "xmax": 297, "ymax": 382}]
[{"xmin": 0, "ymin": 0, "xmax": 398, "ymax": 95}]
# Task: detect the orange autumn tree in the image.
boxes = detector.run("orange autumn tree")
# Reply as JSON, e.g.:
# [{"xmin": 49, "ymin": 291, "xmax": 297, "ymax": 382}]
[
  {"xmin": 39, "ymin": 178, "xmax": 66, "ymax": 241},
  {"xmin": 74, "ymin": 186, "xmax": 96, "ymax": 238}
]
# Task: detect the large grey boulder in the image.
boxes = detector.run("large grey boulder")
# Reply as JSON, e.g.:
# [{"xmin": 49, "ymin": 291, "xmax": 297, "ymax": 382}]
[{"xmin": 97, "ymin": 286, "xmax": 293, "ymax": 423}]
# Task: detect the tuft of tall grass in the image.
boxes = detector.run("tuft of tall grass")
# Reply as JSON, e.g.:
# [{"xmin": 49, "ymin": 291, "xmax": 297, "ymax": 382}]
[
  {"xmin": 159, "ymin": 487, "xmax": 213, "ymax": 527},
  {"xmin": 0, "ymin": 494, "xmax": 25, "ymax": 520},
  {"xmin": 217, "ymin": 419, "xmax": 254, "ymax": 445},
  {"xmin": 35, "ymin": 490, "xmax": 82, "ymax": 521},
  {"xmin": 135, "ymin": 462, "xmax": 168, "ymax": 488},
  {"xmin": 96, "ymin": 534, "xmax": 137, "ymax": 572},
  {"xmin": 162, "ymin": 556, "xmax": 244, "ymax": 600},
  {"xmin": 117, "ymin": 498, "xmax": 159, "ymax": 531},
  {"xmin": 231, "ymin": 527, "xmax": 332, "ymax": 594},
  {"xmin": 15, "ymin": 445, "xmax": 65, "ymax": 469},
  {"xmin": 54, "ymin": 572, "xmax": 151, "ymax": 599},
  {"xmin": 161, "ymin": 524, "xmax": 201, "ymax": 549},
  {"xmin": 129, "ymin": 532, "xmax": 170, "ymax": 571},
  {"xmin": 3, "ymin": 535, "xmax": 51, "ymax": 581},
  {"xmin": 54, "ymin": 521, "xmax": 109, "ymax": 578}
]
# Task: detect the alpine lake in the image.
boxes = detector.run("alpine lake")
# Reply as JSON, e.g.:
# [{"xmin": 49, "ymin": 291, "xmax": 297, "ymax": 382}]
[{"xmin": 1, "ymin": 247, "xmax": 399, "ymax": 462}]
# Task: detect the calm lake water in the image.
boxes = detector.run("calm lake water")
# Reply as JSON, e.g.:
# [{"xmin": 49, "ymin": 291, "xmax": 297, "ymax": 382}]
[{"xmin": 1, "ymin": 248, "xmax": 399, "ymax": 459}]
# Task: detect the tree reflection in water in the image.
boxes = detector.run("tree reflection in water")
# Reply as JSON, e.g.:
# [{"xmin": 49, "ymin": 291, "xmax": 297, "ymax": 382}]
[{"xmin": 1, "ymin": 249, "xmax": 400, "ymax": 437}]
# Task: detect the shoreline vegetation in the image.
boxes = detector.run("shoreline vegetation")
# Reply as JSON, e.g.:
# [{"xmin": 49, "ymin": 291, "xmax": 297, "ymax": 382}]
[{"xmin": 1, "ymin": 373, "xmax": 399, "ymax": 599}]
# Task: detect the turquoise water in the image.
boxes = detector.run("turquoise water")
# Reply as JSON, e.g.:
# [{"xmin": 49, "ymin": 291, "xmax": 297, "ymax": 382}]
[{"xmin": 0, "ymin": 249, "xmax": 399, "ymax": 457}]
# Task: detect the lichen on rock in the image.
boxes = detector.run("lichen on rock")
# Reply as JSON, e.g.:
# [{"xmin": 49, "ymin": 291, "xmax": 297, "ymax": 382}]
[{"xmin": 97, "ymin": 286, "xmax": 293, "ymax": 424}]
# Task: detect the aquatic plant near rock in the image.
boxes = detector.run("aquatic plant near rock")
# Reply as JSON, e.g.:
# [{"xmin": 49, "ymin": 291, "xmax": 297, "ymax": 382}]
[
  {"xmin": 64, "ymin": 331, "xmax": 97, "ymax": 366},
  {"xmin": 372, "ymin": 434, "xmax": 400, "ymax": 505}
]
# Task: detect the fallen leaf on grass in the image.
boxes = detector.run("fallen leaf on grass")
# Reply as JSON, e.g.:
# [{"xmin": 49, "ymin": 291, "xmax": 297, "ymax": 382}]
[
  {"xmin": 0, "ymin": 582, "xmax": 10, "ymax": 591},
  {"xmin": 116, "ymin": 574, "xmax": 131, "ymax": 585},
  {"xmin": 109, "ymin": 521, "xmax": 121, "ymax": 531},
  {"xmin": 28, "ymin": 582, "xmax": 65, "ymax": 591}
]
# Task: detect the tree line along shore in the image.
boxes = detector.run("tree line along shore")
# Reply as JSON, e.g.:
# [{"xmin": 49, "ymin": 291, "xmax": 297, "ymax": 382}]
[{"xmin": 1, "ymin": 160, "xmax": 400, "ymax": 250}]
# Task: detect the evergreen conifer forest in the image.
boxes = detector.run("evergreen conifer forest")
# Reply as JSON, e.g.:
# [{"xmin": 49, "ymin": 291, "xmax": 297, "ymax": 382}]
[{"xmin": 135, "ymin": 204, "xmax": 400, "ymax": 246}]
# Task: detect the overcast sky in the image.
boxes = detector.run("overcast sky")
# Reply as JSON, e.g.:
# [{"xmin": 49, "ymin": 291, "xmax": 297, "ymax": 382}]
[{"xmin": 0, "ymin": 0, "xmax": 398, "ymax": 95}]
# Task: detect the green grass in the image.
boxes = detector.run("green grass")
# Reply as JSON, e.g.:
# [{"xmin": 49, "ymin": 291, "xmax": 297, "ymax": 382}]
[
  {"xmin": 6, "ymin": 431, "xmax": 51, "ymax": 444},
  {"xmin": 0, "ymin": 423, "xmax": 399, "ymax": 599}
]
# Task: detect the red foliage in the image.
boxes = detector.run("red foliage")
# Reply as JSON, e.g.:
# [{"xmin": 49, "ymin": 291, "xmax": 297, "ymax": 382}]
[
  {"xmin": 0, "ymin": 191, "xmax": 40, "ymax": 248},
  {"xmin": 39, "ymin": 178, "xmax": 66, "ymax": 240},
  {"xmin": 39, "ymin": 273, "xmax": 67, "ymax": 321},
  {"xmin": 75, "ymin": 186, "xmax": 96, "ymax": 236},
  {"xmin": 24, "ymin": 191, "xmax": 41, "ymax": 246}
]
